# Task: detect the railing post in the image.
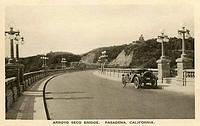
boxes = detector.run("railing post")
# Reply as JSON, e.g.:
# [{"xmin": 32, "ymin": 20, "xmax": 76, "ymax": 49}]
[
  {"xmin": 36, "ymin": 74, "xmax": 38, "ymax": 81},
  {"xmin": 33, "ymin": 74, "xmax": 35, "ymax": 82},
  {"xmin": 24, "ymin": 76, "xmax": 26, "ymax": 88},
  {"xmin": 28, "ymin": 75, "xmax": 30, "ymax": 85},
  {"xmin": 29, "ymin": 75, "xmax": 31, "ymax": 84},
  {"xmin": 17, "ymin": 64, "xmax": 24, "ymax": 95},
  {"xmin": 183, "ymin": 70, "xmax": 185, "ymax": 86},
  {"xmin": 31, "ymin": 75, "xmax": 33, "ymax": 84},
  {"xmin": 5, "ymin": 90, "xmax": 8, "ymax": 112},
  {"xmin": 16, "ymin": 67, "xmax": 21, "ymax": 96},
  {"xmin": 11, "ymin": 82, "xmax": 15, "ymax": 102},
  {"xmin": 118, "ymin": 69, "xmax": 119, "ymax": 78}
]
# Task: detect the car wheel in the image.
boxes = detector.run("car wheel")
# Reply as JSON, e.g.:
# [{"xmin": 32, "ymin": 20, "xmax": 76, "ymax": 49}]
[
  {"xmin": 134, "ymin": 76, "xmax": 140, "ymax": 89},
  {"xmin": 151, "ymin": 79, "xmax": 157, "ymax": 88}
]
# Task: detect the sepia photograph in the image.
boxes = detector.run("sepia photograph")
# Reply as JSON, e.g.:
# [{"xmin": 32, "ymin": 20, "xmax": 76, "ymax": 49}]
[{"xmin": 1, "ymin": 0, "xmax": 198, "ymax": 125}]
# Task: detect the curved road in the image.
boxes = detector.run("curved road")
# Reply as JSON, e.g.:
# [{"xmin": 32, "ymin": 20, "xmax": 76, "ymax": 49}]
[{"xmin": 45, "ymin": 71, "xmax": 194, "ymax": 119}]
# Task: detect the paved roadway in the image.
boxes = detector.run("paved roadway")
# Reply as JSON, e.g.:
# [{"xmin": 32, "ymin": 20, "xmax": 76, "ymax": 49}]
[{"xmin": 45, "ymin": 70, "xmax": 194, "ymax": 119}]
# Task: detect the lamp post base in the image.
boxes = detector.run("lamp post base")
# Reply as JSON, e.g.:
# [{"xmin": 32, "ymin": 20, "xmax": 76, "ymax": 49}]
[
  {"xmin": 156, "ymin": 57, "xmax": 171, "ymax": 82},
  {"xmin": 181, "ymin": 53, "xmax": 187, "ymax": 59},
  {"xmin": 5, "ymin": 63, "xmax": 24, "ymax": 95},
  {"xmin": 176, "ymin": 55, "xmax": 193, "ymax": 80},
  {"xmin": 7, "ymin": 58, "xmax": 16, "ymax": 64},
  {"xmin": 160, "ymin": 56, "xmax": 166, "ymax": 60}
]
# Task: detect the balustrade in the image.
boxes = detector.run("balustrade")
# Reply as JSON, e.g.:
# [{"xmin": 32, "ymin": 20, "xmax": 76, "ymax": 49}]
[
  {"xmin": 99, "ymin": 68, "xmax": 158, "ymax": 78},
  {"xmin": 5, "ymin": 68, "xmax": 70, "ymax": 112},
  {"xmin": 183, "ymin": 69, "xmax": 195, "ymax": 86},
  {"xmin": 98, "ymin": 67, "xmax": 195, "ymax": 87}
]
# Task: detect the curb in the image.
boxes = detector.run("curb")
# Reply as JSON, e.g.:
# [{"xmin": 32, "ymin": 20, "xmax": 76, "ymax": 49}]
[{"xmin": 43, "ymin": 75, "xmax": 57, "ymax": 120}]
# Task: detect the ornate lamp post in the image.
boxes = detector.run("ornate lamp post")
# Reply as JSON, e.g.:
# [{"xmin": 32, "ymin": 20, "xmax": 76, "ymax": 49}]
[
  {"xmin": 98, "ymin": 58, "xmax": 102, "ymax": 72},
  {"xmin": 5, "ymin": 27, "xmax": 20, "ymax": 63},
  {"xmin": 178, "ymin": 26, "xmax": 191, "ymax": 58},
  {"xmin": 157, "ymin": 32, "xmax": 169, "ymax": 59},
  {"xmin": 61, "ymin": 58, "xmax": 67, "ymax": 70},
  {"xmin": 97, "ymin": 59, "xmax": 102, "ymax": 65},
  {"xmin": 156, "ymin": 31, "xmax": 171, "ymax": 83},
  {"xmin": 15, "ymin": 32, "xmax": 24, "ymax": 62},
  {"xmin": 41, "ymin": 55, "xmax": 48, "ymax": 69},
  {"xmin": 176, "ymin": 25, "xmax": 192, "ymax": 80},
  {"xmin": 5, "ymin": 27, "xmax": 24, "ymax": 96},
  {"xmin": 99, "ymin": 51, "xmax": 108, "ymax": 73}
]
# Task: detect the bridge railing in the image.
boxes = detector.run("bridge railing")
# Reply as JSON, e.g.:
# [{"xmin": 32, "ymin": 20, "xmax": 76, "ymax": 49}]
[
  {"xmin": 98, "ymin": 68, "xmax": 158, "ymax": 78},
  {"xmin": 5, "ymin": 68, "xmax": 71, "ymax": 112},
  {"xmin": 98, "ymin": 67, "xmax": 194, "ymax": 86},
  {"xmin": 22, "ymin": 69, "xmax": 70, "ymax": 88},
  {"xmin": 183, "ymin": 69, "xmax": 195, "ymax": 86},
  {"xmin": 5, "ymin": 77, "xmax": 17, "ymax": 112}
]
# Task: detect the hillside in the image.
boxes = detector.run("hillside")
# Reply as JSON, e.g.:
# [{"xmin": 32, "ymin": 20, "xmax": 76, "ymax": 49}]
[
  {"xmin": 81, "ymin": 37, "xmax": 194, "ymax": 68},
  {"xmin": 110, "ymin": 50, "xmax": 133, "ymax": 67},
  {"xmin": 81, "ymin": 44, "xmax": 127, "ymax": 63},
  {"xmin": 18, "ymin": 51, "xmax": 81, "ymax": 72}
]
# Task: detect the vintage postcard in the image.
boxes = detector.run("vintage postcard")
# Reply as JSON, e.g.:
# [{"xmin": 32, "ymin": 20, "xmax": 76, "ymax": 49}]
[{"xmin": 0, "ymin": 0, "xmax": 199, "ymax": 126}]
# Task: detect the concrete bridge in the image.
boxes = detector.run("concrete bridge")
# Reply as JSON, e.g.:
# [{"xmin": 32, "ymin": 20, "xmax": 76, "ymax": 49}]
[{"xmin": 6, "ymin": 68, "xmax": 194, "ymax": 119}]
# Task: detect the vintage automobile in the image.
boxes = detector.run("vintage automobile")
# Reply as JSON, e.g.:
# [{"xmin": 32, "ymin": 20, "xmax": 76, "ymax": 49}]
[{"xmin": 122, "ymin": 69, "xmax": 158, "ymax": 89}]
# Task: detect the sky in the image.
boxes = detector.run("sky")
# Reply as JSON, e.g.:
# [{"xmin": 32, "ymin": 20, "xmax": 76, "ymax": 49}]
[{"xmin": 5, "ymin": 4, "xmax": 194, "ymax": 57}]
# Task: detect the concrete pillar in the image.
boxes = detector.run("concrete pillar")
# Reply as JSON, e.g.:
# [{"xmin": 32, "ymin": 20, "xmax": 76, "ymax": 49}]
[
  {"xmin": 5, "ymin": 63, "xmax": 24, "ymax": 96},
  {"xmin": 176, "ymin": 56, "xmax": 193, "ymax": 80},
  {"xmin": 156, "ymin": 57, "xmax": 171, "ymax": 82}
]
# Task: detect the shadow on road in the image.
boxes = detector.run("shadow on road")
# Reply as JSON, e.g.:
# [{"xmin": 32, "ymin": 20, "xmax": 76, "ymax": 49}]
[
  {"xmin": 141, "ymin": 85, "xmax": 163, "ymax": 89},
  {"xmin": 123, "ymin": 84, "xmax": 163, "ymax": 90},
  {"xmin": 46, "ymin": 96, "xmax": 93, "ymax": 100},
  {"xmin": 46, "ymin": 91, "xmax": 86, "ymax": 94}
]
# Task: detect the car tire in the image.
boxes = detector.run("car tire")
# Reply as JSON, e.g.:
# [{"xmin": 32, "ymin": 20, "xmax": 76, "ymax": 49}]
[
  {"xmin": 134, "ymin": 76, "xmax": 140, "ymax": 89},
  {"xmin": 151, "ymin": 79, "xmax": 157, "ymax": 88}
]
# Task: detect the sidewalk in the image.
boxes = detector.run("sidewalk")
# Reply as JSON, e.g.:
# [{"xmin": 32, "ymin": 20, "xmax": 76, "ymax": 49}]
[
  {"xmin": 159, "ymin": 83, "xmax": 194, "ymax": 95},
  {"xmin": 93, "ymin": 71, "xmax": 194, "ymax": 96},
  {"xmin": 6, "ymin": 76, "xmax": 54, "ymax": 120}
]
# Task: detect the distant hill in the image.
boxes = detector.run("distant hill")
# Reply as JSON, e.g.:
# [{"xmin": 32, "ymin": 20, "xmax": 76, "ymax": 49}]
[
  {"xmin": 46, "ymin": 51, "xmax": 81, "ymax": 69},
  {"xmin": 17, "ymin": 51, "xmax": 81, "ymax": 72},
  {"xmin": 81, "ymin": 37, "xmax": 194, "ymax": 68}
]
